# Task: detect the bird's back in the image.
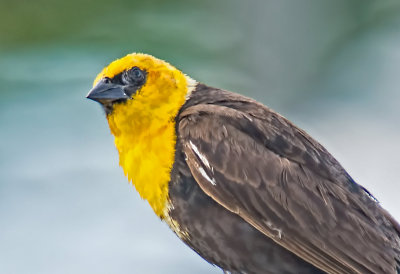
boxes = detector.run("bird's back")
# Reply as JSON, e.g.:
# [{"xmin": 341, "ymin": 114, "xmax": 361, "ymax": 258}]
[{"xmin": 169, "ymin": 84, "xmax": 400, "ymax": 274}]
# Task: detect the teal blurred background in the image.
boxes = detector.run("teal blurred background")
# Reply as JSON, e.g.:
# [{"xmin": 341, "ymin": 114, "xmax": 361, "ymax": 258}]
[{"xmin": 1, "ymin": 1, "xmax": 399, "ymax": 273}]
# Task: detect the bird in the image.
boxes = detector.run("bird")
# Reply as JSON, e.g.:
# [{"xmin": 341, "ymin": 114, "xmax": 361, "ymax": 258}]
[{"xmin": 86, "ymin": 53, "xmax": 400, "ymax": 274}]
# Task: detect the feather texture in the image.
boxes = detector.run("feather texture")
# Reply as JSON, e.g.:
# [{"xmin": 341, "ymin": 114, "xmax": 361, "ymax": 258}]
[{"xmin": 175, "ymin": 84, "xmax": 400, "ymax": 274}]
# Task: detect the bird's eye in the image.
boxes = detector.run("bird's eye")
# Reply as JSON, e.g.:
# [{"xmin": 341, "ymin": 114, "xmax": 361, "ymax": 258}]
[
  {"xmin": 122, "ymin": 67, "xmax": 145, "ymax": 85},
  {"xmin": 103, "ymin": 77, "xmax": 111, "ymax": 84}
]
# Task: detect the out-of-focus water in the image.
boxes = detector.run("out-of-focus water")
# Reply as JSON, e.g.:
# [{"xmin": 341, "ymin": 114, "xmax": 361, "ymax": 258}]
[{"xmin": 1, "ymin": 1, "xmax": 399, "ymax": 273}]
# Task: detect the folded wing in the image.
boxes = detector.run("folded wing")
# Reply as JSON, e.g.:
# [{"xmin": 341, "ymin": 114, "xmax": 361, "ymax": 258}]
[{"xmin": 177, "ymin": 98, "xmax": 400, "ymax": 274}]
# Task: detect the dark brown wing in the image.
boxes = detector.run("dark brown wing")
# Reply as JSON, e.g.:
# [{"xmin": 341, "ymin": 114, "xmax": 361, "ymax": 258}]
[{"xmin": 177, "ymin": 86, "xmax": 400, "ymax": 274}]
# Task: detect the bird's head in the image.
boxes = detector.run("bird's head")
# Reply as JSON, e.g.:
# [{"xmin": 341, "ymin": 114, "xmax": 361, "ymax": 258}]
[
  {"xmin": 86, "ymin": 54, "xmax": 197, "ymax": 216},
  {"xmin": 87, "ymin": 53, "xmax": 196, "ymax": 116}
]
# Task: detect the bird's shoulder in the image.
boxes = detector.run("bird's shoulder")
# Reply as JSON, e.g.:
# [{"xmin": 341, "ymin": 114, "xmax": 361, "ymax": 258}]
[{"xmin": 179, "ymin": 83, "xmax": 356, "ymax": 188}]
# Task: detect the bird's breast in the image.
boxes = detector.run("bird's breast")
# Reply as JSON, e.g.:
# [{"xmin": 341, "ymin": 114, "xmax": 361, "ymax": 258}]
[{"xmin": 107, "ymin": 105, "xmax": 178, "ymax": 218}]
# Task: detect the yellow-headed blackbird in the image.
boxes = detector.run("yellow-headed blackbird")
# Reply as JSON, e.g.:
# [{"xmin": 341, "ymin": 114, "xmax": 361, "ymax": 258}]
[{"xmin": 87, "ymin": 53, "xmax": 400, "ymax": 274}]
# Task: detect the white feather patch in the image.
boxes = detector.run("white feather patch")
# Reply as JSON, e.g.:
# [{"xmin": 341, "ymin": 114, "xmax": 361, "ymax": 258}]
[
  {"xmin": 189, "ymin": 141, "xmax": 211, "ymax": 169},
  {"xmin": 189, "ymin": 141, "xmax": 216, "ymax": 186},
  {"xmin": 199, "ymin": 167, "xmax": 216, "ymax": 186},
  {"xmin": 184, "ymin": 76, "xmax": 198, "ymax": 100}
]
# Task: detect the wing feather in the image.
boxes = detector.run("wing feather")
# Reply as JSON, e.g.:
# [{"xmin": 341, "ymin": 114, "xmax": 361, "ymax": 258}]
[{"xmin": 177, "ymin": 99, "xmax": 400, "ymax": 274}]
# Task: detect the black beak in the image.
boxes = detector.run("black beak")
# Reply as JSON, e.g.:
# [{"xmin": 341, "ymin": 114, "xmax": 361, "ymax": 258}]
[{"xmin": 86, "ymin": 79, "xmax": 129, "ymax": 104}]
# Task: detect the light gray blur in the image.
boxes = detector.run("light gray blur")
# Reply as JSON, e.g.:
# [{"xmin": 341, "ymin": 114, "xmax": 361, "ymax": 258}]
[{"xmin": 0, "ymin": 1, "xmax": 399, "ymax": 273}]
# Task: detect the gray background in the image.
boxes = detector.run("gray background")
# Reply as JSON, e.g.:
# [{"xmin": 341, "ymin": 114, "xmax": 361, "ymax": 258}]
[{"xmin": 1, "ymin": 0, "xmax": 399, "ymax": 273}]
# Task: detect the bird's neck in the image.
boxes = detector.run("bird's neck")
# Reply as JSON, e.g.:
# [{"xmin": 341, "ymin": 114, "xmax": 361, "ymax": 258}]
[{"xmin": 106, "ymin": 76, "xmax": 197, "ymax": 218}]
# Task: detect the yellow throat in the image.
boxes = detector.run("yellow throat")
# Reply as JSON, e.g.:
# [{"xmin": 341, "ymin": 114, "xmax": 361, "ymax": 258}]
[{"xmin": 93, "ymin": 53, "xmax": 196, "ymax": 218}]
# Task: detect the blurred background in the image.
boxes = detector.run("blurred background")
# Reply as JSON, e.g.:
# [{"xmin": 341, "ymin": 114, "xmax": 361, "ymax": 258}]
[{"xmin": 1, "ymin": 0, "xmax": 399, "ymax": 273}]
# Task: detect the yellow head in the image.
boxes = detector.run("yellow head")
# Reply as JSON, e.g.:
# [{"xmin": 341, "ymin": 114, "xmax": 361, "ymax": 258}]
[{"xmin": 87, "ymin": 53, "xmax": 197, "ymax": 218}]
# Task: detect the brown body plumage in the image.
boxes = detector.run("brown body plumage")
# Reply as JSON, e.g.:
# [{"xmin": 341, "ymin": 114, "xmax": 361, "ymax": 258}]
[{"xmin": 169, "ymin": 84, "xmax": 400, "ymax": 273}]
